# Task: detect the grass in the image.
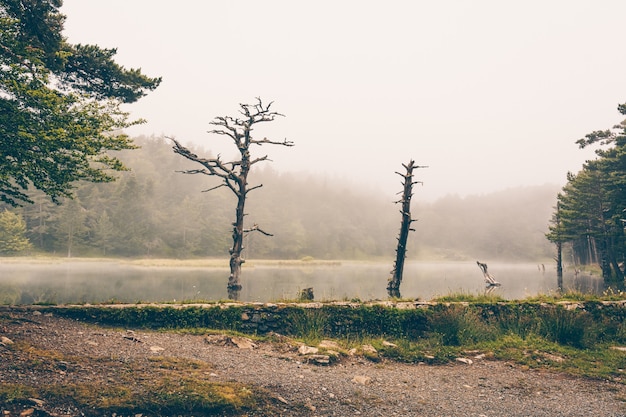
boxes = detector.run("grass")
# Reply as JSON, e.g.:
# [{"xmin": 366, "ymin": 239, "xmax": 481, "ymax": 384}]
[
  {"xmin": 0, "ymin": 341, "xmax": 275, "ymax": 416},
  {"xmin": 432, "ymin": 291, "xmax": 506, "ymax": 303}
]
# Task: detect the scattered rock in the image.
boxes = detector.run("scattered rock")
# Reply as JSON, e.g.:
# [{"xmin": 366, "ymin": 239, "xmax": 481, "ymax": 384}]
[
  {"xmin": 304, "ymin": 354, "xmax": 331, "ymax": 365},
  {"xmin": 456, "ymin": 357, "xmax": 473, "ymax": 365},
  {"xmin": 230, "ymin": 336, "xmax": 256, "ymax": 350},
  {"xmin": 27, "ymin": 398, "xmax": 44, "ymax": 407},
  {"xmin": 204, "ymin": 334, "xmax": 256, "ymax": 349},
  {"xmin": 361, "ymin": 344, "xmax": 377, "ymax": 354},
  {"xmin": 536, "ymin": 351, "xmax": 565, "ymax": 363},
  {"xmin": 205, "ymin": 334, "xmax": 231, "ymax": 346},
  {"xmin": 150, "ymin": 346, "xmax": 165, "ymax": 353},
  {"xmin": 382, "ymin": 340, "xmax": 398, "ymax": 348},
  {"xmin": 352, "ymin": 375, "xmax": 372, "ymax": 385},
  {"xmin": 298, "ymin": 345, "xmax": 319, "ymax": 355},
  {"xmin": 1, "ymin": 336, "xmax": 14, "ymax": 346},
  {"xmin": 318, "ymin": 340, "xmax": 341, "ymax": 350},
  {"xmin": 19, "ymin": 409, "xmax": 34, "ymax": 416},
  {"xmin": 123, "ymin": 331, "xmax": 142, "ymax": 343},
  {"xmin": 610, "ymin": 346, "xmax": 626, "ymax": 352},
  {"xmin": 123, "ymin": 335, "xmax": 142, "ymax": 343},
  {"xmin": 275, "ymin": 395, "xmax": 289, "ymax": 404}
]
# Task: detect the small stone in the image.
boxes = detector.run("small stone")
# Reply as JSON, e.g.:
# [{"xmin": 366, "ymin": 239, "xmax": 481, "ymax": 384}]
[
  {"xmin": 150, "ymin": 346, "xmax": 165, "ymax": 353},
  {"xmin": 382, "ymin": 340, "xmax": 398, "ymax": 348},
  {"xmin": 305, "ymin": 354, "xmax": 331, "ymax": 365},
  {"xmin": 610, "ymin": 346, "xmax": 626, "ymax": 352},
  {"xmin": 1, "ymin": 336, "xmax": 14, "ymax": 346},
  {"xmin": 352, "ymin": 375, "xmax": 372, "ymax": 385},
  {"xmin": 318, "ymin": 340, "xmax": 341, "ymax": 350},
  {"xmin": 455, "ymin": 357, "xmax": 473, "ymax": 365},
  {"xmin": 230, "ymin": 336, "xmax": 256, "ymax": 349},
  {"xmin": 298, "ymin": 345, "xmax": 319, "ymax": 355},
  {"xmin": 20, "ymin": 409, "xmax": 34, "ymax": 416},
  {"xmin": 28, "ymin": 398, "xmax": 44, "ymax": 407},
  {"xmin": 361, "ymin": 344, "xmax": 377, "ymax": 354}
]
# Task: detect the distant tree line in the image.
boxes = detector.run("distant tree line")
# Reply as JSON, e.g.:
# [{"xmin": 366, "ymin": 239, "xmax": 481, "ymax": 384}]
[
  {"xmin": 547, "ymin": 103, "xmax": 626, "ymax": 282},
  {"xmin": 0, "ymin": 136, "xmax": 557, "ymax": 261}
]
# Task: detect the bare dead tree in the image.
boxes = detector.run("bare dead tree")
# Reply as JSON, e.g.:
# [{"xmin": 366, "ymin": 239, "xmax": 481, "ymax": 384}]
[
  {"xmin": 169, "ymin": 98, "xmax": 293, "ymax": 296},
  {"xmin": 387, "ymin": 160, "xmax": 426, "ymax": 298}
]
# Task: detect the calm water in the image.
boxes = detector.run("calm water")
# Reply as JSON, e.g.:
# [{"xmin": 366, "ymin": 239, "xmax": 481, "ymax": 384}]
[{"xmin": 0, "ymin": 260, "xmax": 607, "ymax": 305}]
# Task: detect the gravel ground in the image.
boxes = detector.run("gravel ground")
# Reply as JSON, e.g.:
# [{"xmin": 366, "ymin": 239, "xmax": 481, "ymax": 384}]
[{"xmin": 1, "ymin": 309, "xmax": 625, "ymax": 416}]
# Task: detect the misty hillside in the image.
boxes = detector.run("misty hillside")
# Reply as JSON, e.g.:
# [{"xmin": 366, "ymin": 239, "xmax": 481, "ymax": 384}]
[{"xmin": 14, "ymin": 136, "xmax": 559, "ymax": 261}]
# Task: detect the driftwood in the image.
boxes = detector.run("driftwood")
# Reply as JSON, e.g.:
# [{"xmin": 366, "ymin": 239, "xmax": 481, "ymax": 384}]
[
  {"xmin": 299, "ymin": 288, "xmax": 314, "ymax": 301},
  {"xmin": 476, "ymin": 261, "xmax": 501, "ymax": 286}
]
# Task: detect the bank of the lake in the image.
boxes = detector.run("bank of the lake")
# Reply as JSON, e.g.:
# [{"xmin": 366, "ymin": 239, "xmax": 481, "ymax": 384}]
[{"xmin": 1, "ymin": 302, "xmax": 626, "ymax": 416}]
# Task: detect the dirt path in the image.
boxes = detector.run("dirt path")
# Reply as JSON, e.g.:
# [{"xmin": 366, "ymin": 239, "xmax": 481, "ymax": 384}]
[{"xmin": 1, "ymin": 309, "xmax": 625, "ymax": 416}]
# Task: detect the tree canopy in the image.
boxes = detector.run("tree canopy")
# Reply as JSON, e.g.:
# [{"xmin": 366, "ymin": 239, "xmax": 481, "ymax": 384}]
[
  {"xmin": 548, "ymin": 102, "xmax": 626, "ymax": 281},
  {"xmin": 0, "ymin": 0, "xmax": 161, "ymax": 206}
]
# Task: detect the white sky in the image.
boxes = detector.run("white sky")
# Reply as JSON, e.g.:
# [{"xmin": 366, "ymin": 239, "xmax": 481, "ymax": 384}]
[{"xmin": 60, "ymin": 0, "xmax": 626, "ymax": 201}]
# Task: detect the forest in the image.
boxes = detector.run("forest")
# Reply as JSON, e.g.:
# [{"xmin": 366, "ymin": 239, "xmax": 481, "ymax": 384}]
[{"xmin": 0, "ymin": 135, "xmax": 558, "ymax": 262}]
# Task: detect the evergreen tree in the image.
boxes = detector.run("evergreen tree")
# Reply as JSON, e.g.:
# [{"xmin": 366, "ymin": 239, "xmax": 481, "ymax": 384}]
[
  {"xmin": 0, "ymin": 0, "xmax": 160, "ymax": 205},
  {"xmin": 0, "ymin": 209, "xmax": 31, "ymax": 253},
  {"xmin": 549, "ymin": 102, "xmax": 626, "ymax": 281}
]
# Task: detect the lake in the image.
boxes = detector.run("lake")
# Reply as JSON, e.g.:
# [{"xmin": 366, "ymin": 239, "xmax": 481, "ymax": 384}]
[{"xmin": 0, "ymin": 260, "xmax": 608, "ymax": 305}]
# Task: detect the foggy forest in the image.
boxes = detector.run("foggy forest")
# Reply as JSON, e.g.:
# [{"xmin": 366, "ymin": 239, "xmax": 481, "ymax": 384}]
[{"xmin": 0, "ymin": 135, "xmax": 558, "ymax": 263}]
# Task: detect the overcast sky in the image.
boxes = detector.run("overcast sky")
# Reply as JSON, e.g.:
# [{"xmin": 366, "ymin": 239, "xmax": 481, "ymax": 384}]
[{"xmin": 60, "ymin": 1, "xmax": 626, "ymax": 201}]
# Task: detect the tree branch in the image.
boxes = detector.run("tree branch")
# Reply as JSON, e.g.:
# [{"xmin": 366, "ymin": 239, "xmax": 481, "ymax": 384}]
[
  {"xmin": 251, "ymin": 137, "xmax": 295, "ymax": 147},
  {"xmin": 243, "ymin": 223, "xmax": 273, "ymax": 236}
]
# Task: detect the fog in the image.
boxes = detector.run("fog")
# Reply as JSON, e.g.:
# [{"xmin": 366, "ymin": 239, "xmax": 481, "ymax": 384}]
[
  {"xmin": 11, "ymin": 136, "xmax": 560, "ymax": 263},
  {"xmin": 58, "ymin": 1, "xmax": 626, "ymax": 201},
  {"xmin": 0, "ymin": 261, "xmax": 604, "ymax": 305}
]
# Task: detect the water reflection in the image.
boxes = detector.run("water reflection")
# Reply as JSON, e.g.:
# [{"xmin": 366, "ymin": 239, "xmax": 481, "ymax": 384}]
[{"xmin": 0, "ymin": 260, "xmax": 609, "ymax": 305}]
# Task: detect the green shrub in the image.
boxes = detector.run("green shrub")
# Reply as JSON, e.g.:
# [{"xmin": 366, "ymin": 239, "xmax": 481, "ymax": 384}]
[
  {"xmin": 537, "ymin": 306, "xmax": 596, "ymax": 348},
  {"xmin": 427, "ymin": 305, "xmax": 498, "ymax": 346}
]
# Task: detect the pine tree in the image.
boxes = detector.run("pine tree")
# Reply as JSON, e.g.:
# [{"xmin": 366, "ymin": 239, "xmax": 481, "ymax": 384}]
[{"xmin": 0, "ymin": 209, "xmax": 32, "ymax": 253}]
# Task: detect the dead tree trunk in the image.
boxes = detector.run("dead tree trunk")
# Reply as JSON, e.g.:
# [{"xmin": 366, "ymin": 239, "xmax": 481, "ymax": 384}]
[
  {"xmin": 170, "ymin": 98, "xmax": 292, "ymax": 298},
  {"xmin": 388, "ymin": 160, "xmax": 424, "ymax": 298}
]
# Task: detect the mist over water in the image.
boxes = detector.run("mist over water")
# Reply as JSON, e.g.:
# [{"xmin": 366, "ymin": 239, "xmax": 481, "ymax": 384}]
[{"xmin": 0, "ymin": 261, "xmax": 605, "ymax": 305}]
